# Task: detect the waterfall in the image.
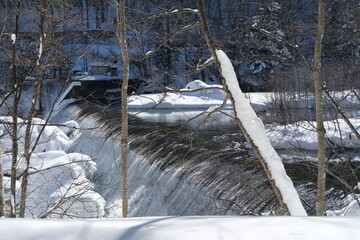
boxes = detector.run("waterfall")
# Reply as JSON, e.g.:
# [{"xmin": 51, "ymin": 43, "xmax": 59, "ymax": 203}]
[{"xmin": 51, "ymin": 102, "xmax": 347, "ymax": 217}]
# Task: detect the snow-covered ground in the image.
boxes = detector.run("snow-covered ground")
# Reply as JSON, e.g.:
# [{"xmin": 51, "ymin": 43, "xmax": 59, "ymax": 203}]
[
  {"xmin": 128, "ymin": 80, "xmax": 360, "ymax": 111},
  {"xmin": 266, "ymin": 118, "xmax": 360, "ymax": 150},
  {"xmin": 1, "ymin": 216, "xmax": 360, "ymax": 240},
  {"xmin": 128, "ymin": 80, "xmax": 231, "ymax": 110}
]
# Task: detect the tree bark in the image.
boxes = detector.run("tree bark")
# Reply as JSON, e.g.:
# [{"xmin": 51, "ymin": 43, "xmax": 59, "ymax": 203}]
[
  {"xmin": 314, "ymin": 0, "xmax": 326, "ymax": 216},
  {"xmin": 117, "ymin": 0, "xmax": 129, "ymax": 218},
  {"xmin": 10, "ymin": 0, "xmax": 22, "ymax": 218},
  {"xmin": 0, "ymin": 144, "xmax": 5, "ymax": 217},
  {"xmin": 19, "ymin": 2, "xmax": 47, "ymax": 218}
]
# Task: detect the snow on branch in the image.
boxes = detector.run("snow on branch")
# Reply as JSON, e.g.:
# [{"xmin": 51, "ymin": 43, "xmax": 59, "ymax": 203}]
[
  {"xmin": 196, "ymin": 56, "xmax": 214, "ymax": 70},
  {"xmin": 129, "ymin": 8, "xmax": 199, "ymax": 26},
  {"xmin": 11, "ymin": 34, "xmax": 16, "ymax": 44},
  {"xmin": 149, "ymin": 8, "xmax": 199, "ymax": 19}
]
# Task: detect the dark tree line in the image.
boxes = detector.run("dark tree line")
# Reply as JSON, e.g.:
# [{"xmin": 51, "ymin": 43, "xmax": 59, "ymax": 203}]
[{"xmin": 0, "ymin": 0, "xmax": 358, "ymax": 94}]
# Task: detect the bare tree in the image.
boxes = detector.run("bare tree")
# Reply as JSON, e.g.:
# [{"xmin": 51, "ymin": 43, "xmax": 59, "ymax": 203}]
[
  {"xmin": 314, "ymin": 0, "xmax": 326, "ymax": 216},
  {"xmin": 116, "ymin": 0, "xmax": 129, "ymax": 218},
  {"xmin": 19, "ymin": 0, "xmax": 48, "ymax": 218},
  {"xmin": 10, "ymin": 0, "xmax": 22, "ymax": 218},
  {"xmin": 0, "ymin": 140, "xmax": 5, "ymax": 217}
]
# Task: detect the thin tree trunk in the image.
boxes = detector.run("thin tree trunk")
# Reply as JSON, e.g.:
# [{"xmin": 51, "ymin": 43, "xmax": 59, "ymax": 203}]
[
  {"xmin": 314, "ymin": 0, "xmax": 326, "ymax": 216},
  {"xmin": 117, "ymin": 0, "xmax": 129, "ymax": 218},
  {"xmin": 196, "ymin": 0, "xmax": 306, "ymax": 216},
  {"xmin": 0, "ymin": 144, "xmax": 5, "ymax": 217},
  {"xmin": 10, "ymin": 0, "xmax": 22, "ymax": 218},
  {"xmin": 19, "ymin": 2, "xmax": 47, "ymax": 217}
]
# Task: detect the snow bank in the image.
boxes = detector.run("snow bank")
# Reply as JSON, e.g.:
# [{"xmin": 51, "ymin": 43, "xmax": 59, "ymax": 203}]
[
  {"xmin": 0, "ymin": 116, "xmax": 77, "ymax": 152},
  {"xmin": 216, "ymin": 49, "xmax": 307, "ymax": 216},
  {"xmin": 128, "ymin": 80, "xmax": 231, "ymax": 109},
  {"xmin": 0, "ymin": 117, "xmax": 105, "ymax": 218},
  {"xmin": 182, "ymin": 80, "xmax": 226, "ymax": 99},
  {"xmin": 266, "ymin": 118, "xmax": 360, "ymax": 150},
  {"xmin": 1, "ymin": 150, "xmax": 105, "ymax": 218},
  {"xmin": 1, "ymin": 216, "xmax": 360, "ymax": 240},
  {"xmin": 328, "ymin": 193, "xmax": 360, "ymax": 216},
  {"xmin": 128, "ymin": 82, "xmax": 359, "ymax": 112}
]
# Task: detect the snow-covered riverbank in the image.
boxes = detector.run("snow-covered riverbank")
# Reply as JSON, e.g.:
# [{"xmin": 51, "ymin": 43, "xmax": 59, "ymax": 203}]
[{"xmin": 127, "ymin": 80, "xmax": 360, "ymax": 111}]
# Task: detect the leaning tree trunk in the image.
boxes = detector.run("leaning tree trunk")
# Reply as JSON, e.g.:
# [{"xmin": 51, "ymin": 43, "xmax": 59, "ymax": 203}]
[
  {"xmin": 314, "ymin": 0, "xmax": 326, "ymax": 216},
  {"xmin": 117, "ymin": 0, "xmax": 129, "ymax": 218},
  {"xmin": 196, "ymin": 0, "xmax": 306, "ymax": 216}
]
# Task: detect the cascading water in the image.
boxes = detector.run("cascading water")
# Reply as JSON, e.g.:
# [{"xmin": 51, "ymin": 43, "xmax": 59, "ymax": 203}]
[{"xmin": 51, "ymin": 102, "xmax": 352, "ymax": 217}]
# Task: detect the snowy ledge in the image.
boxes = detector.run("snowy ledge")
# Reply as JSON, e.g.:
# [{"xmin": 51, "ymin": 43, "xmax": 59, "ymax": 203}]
[
  {"xmin": 128, "ymin": 80, "xmax": 232, "ymax": 110},
  {"xmin": 128, "ymin": 80, "xmax": 359, "ymax": 112},
  {"xmin": 1, "ymin": 216, "xmax": 359, "ymax": 240}
]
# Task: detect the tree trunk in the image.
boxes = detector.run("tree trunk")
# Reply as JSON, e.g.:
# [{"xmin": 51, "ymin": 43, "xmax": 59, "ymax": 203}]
[
  {"xmin": 196, "ymin": 0, "xmax": 306, "ymax": 216},
  {"xmin": 0, "ymin": 144, "xmax": 5, "ymax": 217},
  {"xmin": 10, "ymin": 0, "xmax": 22, "ymax": 218},
  {"xmin": 19, "ymin": 3, "xmax": 46, "ymax": 218},
  {"xmin": 117, "ymin": 0, "xmax": 129, "ymax": 218},
  {"xmin": 314, "ymin": 0, "xmax": 326, "ymax": 216}
]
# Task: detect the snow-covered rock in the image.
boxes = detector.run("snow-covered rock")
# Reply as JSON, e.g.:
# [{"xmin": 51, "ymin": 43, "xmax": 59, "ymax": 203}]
[
  {"xmin": 0, "ymin": 116, "xmax": 80, "ymax": 152},
  {"xmin": 2, "ymin": 151, "xmax": 104, "ymax": 218},
  {"xmin": 0, "ymin": 117, "xmax": 104, "ymax": 218},
  {"xmin": 182, "ymin": 80, "xmax": 226, "ymax": 100}
]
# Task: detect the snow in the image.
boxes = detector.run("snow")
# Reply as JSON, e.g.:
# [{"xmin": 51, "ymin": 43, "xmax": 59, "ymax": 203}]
[
  {"xmin": 126, "ymin": 79, "xmax": 358, "ymax": 115},
  {"xmin": 2, "ymin": 151, "xmax": 104, "ymax": 218},
  {"xmin": 197, "ymin": 56, "xmax": 213, "ymax": 70},
  {"xmin": 328, "ymin": 193, "xmax": 360, "ymax": 216},
  {"xmin": 128, "ymin": 80, "xmax": 231, "ymax": 110},
  {"xmin": 37, "ymin": 35, "xmax": 43, "ymax": 66},
  {"xmin": 1, "ymin": 216, "xmax": 360, "ymax": 240},
  {"xmin": 11, "ymin": 34, "xmax": 16, "ymax": 44},
  {"xmin": 183, "ymin": 8, "xmax": 198, "ymax": 13},
  {"xmin": 215, "ymin": 49, "xmax": 307, "ymax": 216},
  {"xmin": 266, "ymin": 119, "xmax": 360, "ymax": 150},
  {"xmin": 0, "ymin": 116, "xmax": 70, "ymax": 152},
  {"xmin": 0, "ymin": 117, "xmax": 105, "ymax": 218}
]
